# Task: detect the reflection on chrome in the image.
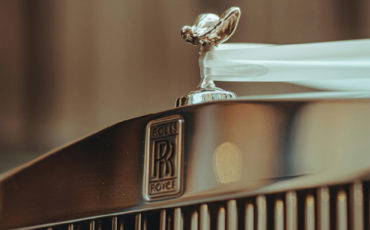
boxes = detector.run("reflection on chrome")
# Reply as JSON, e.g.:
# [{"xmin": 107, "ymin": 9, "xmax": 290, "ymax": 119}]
[{"xmin": 213, "ymin": 142, "xmax": 242, "ymax": 184}]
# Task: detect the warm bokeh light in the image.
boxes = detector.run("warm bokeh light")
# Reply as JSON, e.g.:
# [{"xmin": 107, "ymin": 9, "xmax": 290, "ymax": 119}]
[{"xmin": 213, "ymin": 142, "xmax": 242, "ymax": 183}]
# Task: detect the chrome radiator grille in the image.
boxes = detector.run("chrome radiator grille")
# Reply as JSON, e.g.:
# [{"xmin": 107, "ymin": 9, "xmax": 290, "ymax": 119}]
[{"xmin": 41, "ymin": 181, "xmax": 368, "ymax": 230}]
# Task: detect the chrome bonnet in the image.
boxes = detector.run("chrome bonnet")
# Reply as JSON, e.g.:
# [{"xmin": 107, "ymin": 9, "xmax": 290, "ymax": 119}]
[{"xmin": 1, "ymin": 97, "xmax": 370, "ymax": 229}]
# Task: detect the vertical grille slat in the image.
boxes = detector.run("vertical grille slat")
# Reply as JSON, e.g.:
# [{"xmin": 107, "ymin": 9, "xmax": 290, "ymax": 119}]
[
  {"xmin": 41, "ymin": 182, "xmax": 369, "ymax": 230},
  {"xmin": 216, "ymin": 206, "xmax": 225, "ymax": 230},
  {"xmin": 118, "ymin": 218, "xmax": 124, "ymax": 230},
  {"xmin": 96, "ymin": 220, "xmax": 101, "ymax": 230},
  {"xmin": 244, "ymin": 202, "xmax": 254, "ymax": 230},
  {"xmin": 350, "ymin": 182, "xmax": 364, "ymax": 230},
  {"xmin": 336, "ymin": 189, "xmax": 348, "ymax": 230},
  {"xmin": 160, "ymin": 210, "xmax": 166, "ymax": 230},
  {"xmin": 227, "ymin": 200, "xmax": 237, "ymax": 230},
  {"xmin": 174, "ymin": 208, "xmax": 183, "ymax": 230},
  {"xmin": 112, "ymin": 217, "xmax": 118, "ymax": 230},
  {"xmin": 317, "ymin": 187, "xmax": 330, "ymax": 230},
  {"xmin": 199, "ymin": 204, "xmax": 210, "ymax": 230},
  {"xmin": 143, "ymin": 216, "xmax": 147, "ymax": 230},
  {"xmin": 274, "ymin": 199, "xmax": 284, "ymax": 230},
  {"xmin": 256, "ymin": 195, "xmax": 267, "ymax": 230},
  {"xmin": 304, "ymin": 194, "xmax": 315, "ymax": 230},
  {"xmin": 89, "ymin": 221, "xmax": 95, "ymax": 230},
  {"xmin": 190, "ymin": 210, "xmax": 199, "ymax": 230},
  {"xmin": 135, "ymin": 213, "xmax": 142, "ymax": 230},
  {"xmin": 286, "ymin": 191, "xmax": 297, "ymax": 230},
  {"xmin": 367, "ymin": 182, "xmax": 370, "ymax": 230}
]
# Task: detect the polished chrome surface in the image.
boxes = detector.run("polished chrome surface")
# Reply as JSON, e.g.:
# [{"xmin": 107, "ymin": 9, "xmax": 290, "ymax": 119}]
[
  {"xmin": 176, "ymin": 89, "xmax": 235, "ymax": 107},
  {"xmin": 177, "ymin": 7, "xmax": 240, "ymax": 107},
  {"xmin": 274, "ymin": 199, "xmax": 284, "ymax": 230},
  {"xmin": 13, "ymin": 182, "xmax": 369, "ymax": 230},
  {"xmin": 180, "ymin": 7, "xmax": 240, "ymax": 48},
  {"xmin": 199, "ymin": 204, "xmax": 210, "ymax": 230},
  {"xmin": 1, "ymin": 99, "xmax": 370, "ymax": 229},
  {"xmin": 174, "ymin": 207, "xmax": 183, "ymax": 230},
  {"xmin": 351, "ymin": 182, "xmax": 364, "ymax": 230},
  {"xmin": 112, "ymin": 217, "xmax": 118, "ymax": 230},
  {"xmin": 134, "ymin": 213, "xmax": 141, "ymax": 230},
  {"xmin": 226, "ymin": 200, "xmax": 237, "ymax": 230},
  {"xmin": 317, "ymin": 187, "xmax": 330, "ymax": 230},
  {"xmin": 286, "ymin": 191, "xmax": 297, "ymax": 230},
  {"xmin": 244, "ymin": 202, "xmax": 254, "ymax": 230},
  {"xmin": 256, "ymin": 196, "xmax": 267, "ymax": 230},
  {"xmin": 217, "ymin": 206, "xmax": 225, "ymax": 230},
  {"xmin": 337, "ymin": 189, "xmax": 348, "ymax": 230},
  {"xmin": 190, "ymin": 210, "xmax": 198, "ymax": 230},
  {"xmin": 305, "ymin": 194, "xmax": 315, "ymax": 230},
  {"xmin": 89, "ymin": 220, "xmax": 95, "ymax": 230},
  {"xmin": 159, "ymin": 210, "xmax": 166, "ymax": 230}
]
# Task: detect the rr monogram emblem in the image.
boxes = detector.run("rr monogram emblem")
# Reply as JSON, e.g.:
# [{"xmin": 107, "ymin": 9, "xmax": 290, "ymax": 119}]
[
  {"xmin": 143, "ymin": 115, "xmax": 184, "ymax": 200},
  {"xmin": 152, "ymin": 140, "xmax": 174, "ymax": 179}
]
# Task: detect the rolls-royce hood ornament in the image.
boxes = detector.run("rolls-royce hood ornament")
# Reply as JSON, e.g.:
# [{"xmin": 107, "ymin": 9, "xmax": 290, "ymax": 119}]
[
  {"xmin": 176, "ymin": 7, "xmax": 241, "ymax": 107},
  {"xmin": 176, "ymin": 6, "xmax": 370, "ymax": 107},
  {"xmin": 180, "ymin": 6, "xmax": 241, "ymax": 47}
]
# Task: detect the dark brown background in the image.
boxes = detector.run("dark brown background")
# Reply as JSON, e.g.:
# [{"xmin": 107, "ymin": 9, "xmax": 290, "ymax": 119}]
[{"xmin": 1, "ymin": 0, "xmax": 369, "ymax": 172}]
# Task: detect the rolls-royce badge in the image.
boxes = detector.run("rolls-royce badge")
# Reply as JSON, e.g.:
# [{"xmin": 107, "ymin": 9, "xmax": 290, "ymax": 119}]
[{"xmin": 143, "ymin": 115, "xmax": 184, "ymax": 200}]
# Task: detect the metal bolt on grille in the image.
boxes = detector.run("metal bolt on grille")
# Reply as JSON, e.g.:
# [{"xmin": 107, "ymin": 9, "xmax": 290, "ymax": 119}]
[{"xmin": 41, "ymin": 181, "xmax": 369, "ymax": 230}]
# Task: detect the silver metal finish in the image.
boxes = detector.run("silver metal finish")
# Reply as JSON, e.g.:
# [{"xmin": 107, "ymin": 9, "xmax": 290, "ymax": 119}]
[
  {"xmin": 112, "ymin": 217, "xmax": 118, "ymax": 230},
  {"xmin": 256, "ymin": 195, "xmax": 267, "ymax": 230},
  {"xmin": 245, "ymin": 202, "xmax": 254, "ymax": 230},
  {"xmin": 89, "ymin": 220, "xmax": 95, "ymax": 230},
  {"xmin": 96, "ymin": 221, "xmax": 101, "ymax": 230},
  {"xmin": 2, "ymin": 99, "xmax": 370, "ymax": 229},
  {"xmin": 176, "ymin": 89, "xmax": 236, "ymax": 107},
  {"xmin": 160, "ymin": 210, "xmax": 166, "ymax": 230},
  {"xmin": 274, "ymin": 199, "xmax": 284, "ymax": 230},
  {"xmin": 305, "ymin": 194, "xmax": 315, "ymax": 230},
  {"xmin": 181, "ymin": 7, "xmax": 240, "ymax": 47},
  {"xmin": 135, "ymin": 213, "xmax": 142, "ymax": 230},
  {"xmin": 177, "ymin": 7, "xmax": 240, "ymax": 107},
  {"xmin": 142, "ymin": 216, "xmax": 147, "ymax": 230},
  {"xmin": 227, "ymin": 200, "xmax": 237, "ymax": 230},
  {"xmin": 200, "ymin": 204, "xmax": 210, "ymax": 230},
  {"xmin": 286, "ymin": 191, "xmax": 297, "ymax": 230},
  {"xmin": 174, "ymin": 208, "xmax": 183, "ymax": 230},
  {"xmin": 337, "ymin": 189, "xmax": 348, "ymax": 230},
  {"xmin": 217, "ymin": 206, "xmax": 225, "ymax": 230},
  {"xmin": 317, "ymin": 187, "xmax": 330, "ymax": 230},
  {"xmin": 368, "ymin": 186, "xmax": 370, "ymax": 230},
  {"xmin": 119, "ymin": 218, "xmax": 124, "ymax": 230},
  {"xmin": 191, "ymin": 210, "xmax": 199, "ymax": 230},
  {"xmin": 350, "ymin": 182, "xmax": 364, "ymax": 230}
]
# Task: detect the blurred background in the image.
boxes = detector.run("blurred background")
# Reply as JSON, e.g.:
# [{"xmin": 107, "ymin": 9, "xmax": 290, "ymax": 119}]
[{"xmin": 1, "ymin": 0, "xmax": 369, "ymax": 172}]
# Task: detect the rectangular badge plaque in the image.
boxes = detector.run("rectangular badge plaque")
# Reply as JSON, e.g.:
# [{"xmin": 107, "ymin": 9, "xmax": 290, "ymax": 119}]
[{"xmin": 143, "ymin": 115, "xmax": 184, "ymax": 201}]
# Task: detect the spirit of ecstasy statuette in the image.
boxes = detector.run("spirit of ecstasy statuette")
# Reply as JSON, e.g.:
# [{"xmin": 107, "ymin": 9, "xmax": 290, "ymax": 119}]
[{"xmin": 176, "ymin": 7, "xmax": 241, "ymax": 107}]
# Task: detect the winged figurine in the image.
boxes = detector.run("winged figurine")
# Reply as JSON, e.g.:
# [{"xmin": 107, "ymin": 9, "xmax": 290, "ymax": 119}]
[
  {"xmin": 181, "ymin": 7, "xmax": 241, "ymax": 48},
  {"xmin": 176, "ymin": 7, "xmax": 241, "ymax": 107}
]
